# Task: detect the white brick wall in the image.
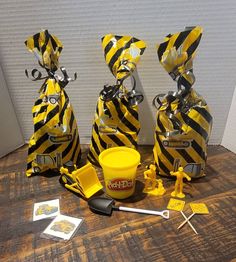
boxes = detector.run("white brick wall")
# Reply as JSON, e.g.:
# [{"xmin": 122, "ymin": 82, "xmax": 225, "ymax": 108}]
[{"xmin": 0, "ymin": 0, "xmax": 235, "ymax": 144}]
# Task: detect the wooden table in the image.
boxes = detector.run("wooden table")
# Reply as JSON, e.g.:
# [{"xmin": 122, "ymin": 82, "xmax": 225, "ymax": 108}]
[{"xmin": 0, "ymin": 145, "xmax": 235, "ymax": 262}]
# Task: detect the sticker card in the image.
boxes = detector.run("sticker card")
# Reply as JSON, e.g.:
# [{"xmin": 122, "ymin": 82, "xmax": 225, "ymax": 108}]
[
  {"xmin": 42, "ymin": 214, "xmax": 84, "ymax": 240},
  {"xmin": 33, "ymin": 199, "xmax": 60, "ymax": 221},
  {"xmin": 167, "ymin": 198, "xmax": 185, "ymax": 212},
  {"xmin": 190, "ymin": 203, "xmax": 209, "ymax": 214}
]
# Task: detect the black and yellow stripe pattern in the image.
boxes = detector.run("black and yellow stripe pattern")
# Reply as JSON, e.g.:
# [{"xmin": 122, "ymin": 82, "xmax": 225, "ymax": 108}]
[
  {"xmin": 25, "ymin": 31, "xmax": 81, "ymax": 176},
  {"xmin": 88, "ymin": 35, "xmax": 146, "ymax": 165},
  {"xmin": 102, "ymin": 34, "xmax": 146, "ymax": 81},
  {"xmin": 154, "ymin": 27, "xmax": 212, "ymax": 178},
  {"xmin": 87, "ymin": 92, "xmax": 141, "ymax": 165},
  {"xmin": 157, "ymin": 26, "xmax": 202, "ymax": 89},
  {"xmin": 25, "ymin": 30, "xmax": 63, "ymax": 71}
]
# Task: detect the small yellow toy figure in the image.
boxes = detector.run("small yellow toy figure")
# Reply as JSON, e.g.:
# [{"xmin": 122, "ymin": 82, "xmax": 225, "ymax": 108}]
[
  {"xmin": 156, "ymin": 179, "xmax": 166, "ymax": 195},
  {"xmin": 143, "ymin": 164, "xmax": 166, "ymax": 196},
  {"xmin": 170, "ymin": 167, "xmax": 191, "ymax": 198},
  {"xmin": 144, "ymin": 164, "xmax": 157, "ymax": 190}
]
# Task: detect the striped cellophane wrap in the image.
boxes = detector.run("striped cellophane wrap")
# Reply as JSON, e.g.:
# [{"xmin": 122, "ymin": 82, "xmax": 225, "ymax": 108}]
[
  {"xmin": 25, "ymin": 30, "xmax": 81, "ymax": 177},
  {"xmin": 87, "ymin": 34, "xmax": 146, "ymax": 165},
  {"xmin": 153, "ymin": 26, "xmax": 213, "ymax": 178}
]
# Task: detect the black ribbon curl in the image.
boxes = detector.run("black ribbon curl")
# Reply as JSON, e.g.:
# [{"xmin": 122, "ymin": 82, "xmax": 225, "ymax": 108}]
[
  {"xmin": 153, "ymin": 72, "xmax": 199, "ymax": 137},
  {"xmin": 25, "ymin": 64, "xmax": 77, "ymax": 91},
  {"xmin": 100, "ymin": 75, "xmax": 143, "ymax": 107}
]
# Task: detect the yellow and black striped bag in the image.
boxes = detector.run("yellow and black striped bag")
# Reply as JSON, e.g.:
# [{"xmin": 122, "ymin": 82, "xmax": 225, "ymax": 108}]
[
  {"xmin": 25, "ymin": 30, "xmax": 81, "ymax": 176},
  {"xmin": 87, "ymin": 34, "xmax": 146, "ymax": 165},
  {"xmin": 153, "ymin": 26, "xmax": 212, "ymax": 178}
]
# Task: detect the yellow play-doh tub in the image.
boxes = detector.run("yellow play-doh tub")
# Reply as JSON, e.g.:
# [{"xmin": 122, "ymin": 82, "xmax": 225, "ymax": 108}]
[{"xmin": 99, "ymin": 147, "xmax": 140, "ymax": 199}]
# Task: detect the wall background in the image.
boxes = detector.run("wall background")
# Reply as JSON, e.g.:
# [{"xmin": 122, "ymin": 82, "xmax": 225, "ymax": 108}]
[
  {"xmin": 0, "ymin": 0, "xmax": 235, "ymax": 145},
  {"xmin": 222, "ymin": 87, "xmax": 236, "ymax": 153},
  {"xmin": 0, "ymin": 65, "xmax": 24, "ymax": 157}
]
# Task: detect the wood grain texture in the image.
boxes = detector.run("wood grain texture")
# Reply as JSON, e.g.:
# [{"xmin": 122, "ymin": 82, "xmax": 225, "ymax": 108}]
[{"xmin": 0, "ymin": 145, "xmax": 235, "ymax": 262}]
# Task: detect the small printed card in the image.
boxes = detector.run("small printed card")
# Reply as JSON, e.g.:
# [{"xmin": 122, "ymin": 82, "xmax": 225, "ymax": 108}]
[
  {"xmin": 33, "ymin": 199, "xmax": 60, "ymax": 221},
  {"xmin": 190, "ymin": 203, "xmax": 209, "ymax": 214},
  {"xmin": 42, "ymin": 214, "xmax": 84, "ymax": 241},
  {"xmin": 167, "ymin": 198, "xmax": 185, "ymax": 212}
]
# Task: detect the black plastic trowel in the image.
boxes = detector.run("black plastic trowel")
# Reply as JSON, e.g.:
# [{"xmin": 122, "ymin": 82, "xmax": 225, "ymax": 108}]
[{"xmin": 88, "ymin": 197, "xmax": 169, "ymax": 219}]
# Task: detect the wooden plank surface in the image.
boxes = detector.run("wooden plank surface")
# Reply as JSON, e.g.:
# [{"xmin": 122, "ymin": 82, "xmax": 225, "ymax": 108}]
[{"xmin": 0, "ymin": 145, "xmax": 235, "ymax": 262}]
